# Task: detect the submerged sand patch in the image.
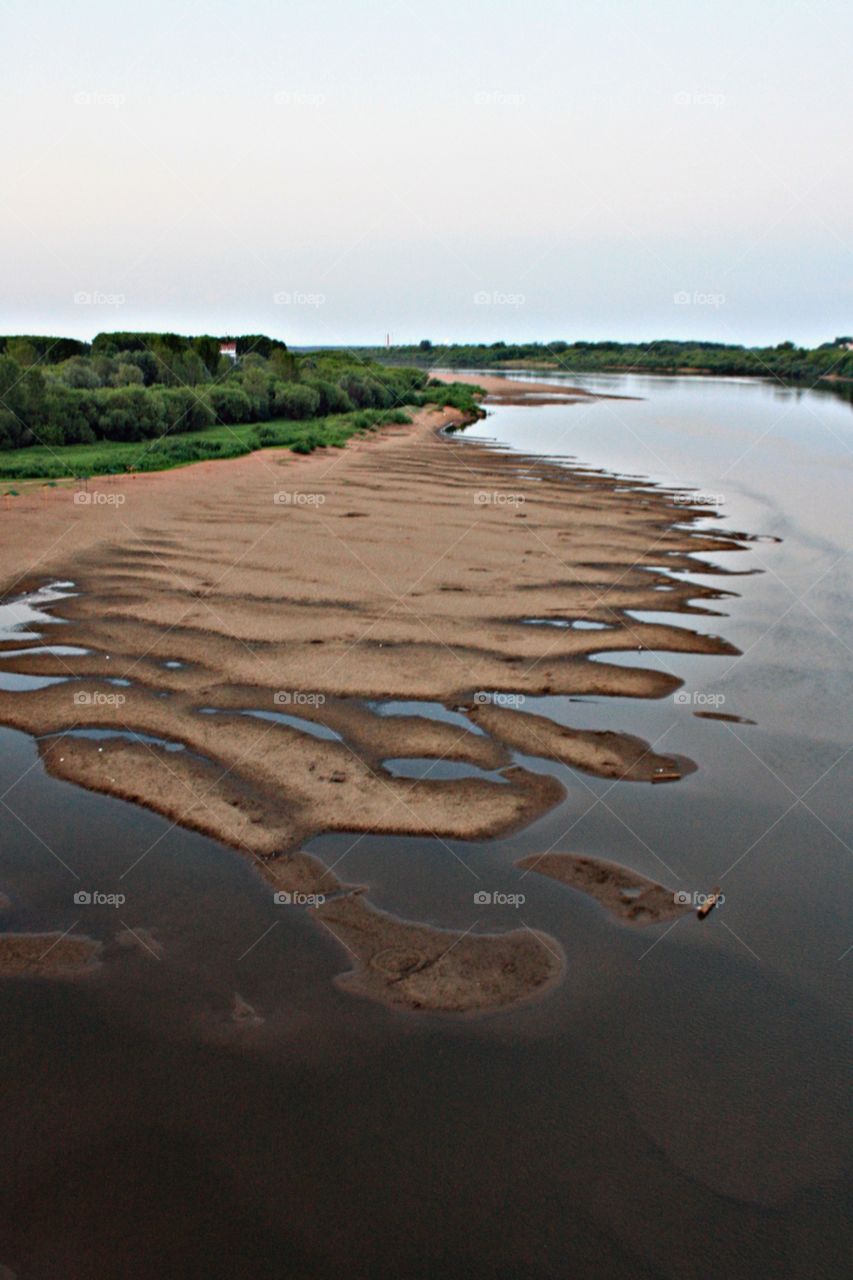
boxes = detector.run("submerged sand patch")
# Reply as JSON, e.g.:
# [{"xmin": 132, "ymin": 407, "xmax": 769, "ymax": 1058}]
[
  {"xmin": 0, "ymin": 930, "xmax": 101, "ymax": 977},
  {"xmin": 517, "ymin": 853, "xmax": 690, "ymax": 927}
]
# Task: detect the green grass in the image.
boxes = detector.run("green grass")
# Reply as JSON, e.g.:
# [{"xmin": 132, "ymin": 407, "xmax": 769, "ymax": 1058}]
[{"xmin": 0, "ymin": 407, "xmax": 416, "ymax": 483}]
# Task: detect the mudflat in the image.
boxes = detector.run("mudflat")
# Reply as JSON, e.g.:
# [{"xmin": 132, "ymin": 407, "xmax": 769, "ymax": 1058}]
[{"xmin": 0, "ymin": 381, "xmax": 747, "ymax": 1009}]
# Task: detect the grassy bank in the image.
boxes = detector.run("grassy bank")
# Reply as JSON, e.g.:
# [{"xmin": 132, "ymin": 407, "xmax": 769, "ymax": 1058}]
[{"xmin": 0, "ymin": 407, "xmax": 418, "ymax": 485}]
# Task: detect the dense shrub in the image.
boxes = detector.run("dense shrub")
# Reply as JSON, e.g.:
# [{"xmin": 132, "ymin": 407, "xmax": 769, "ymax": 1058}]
[
  {"xmin": 40, "ymin": 387, "xmax": 98, "ymax": 445},
  {"xmin": 57, "ymin": 357, "xmax": 101, "ymax": 389},
  {"xmin": 273, "ymin": 383, "xmax": 321, "ymax": 419},
  {"xmin": 305, "ymin": 378, "xmax": 354, "ymax": 414},
  {"xmin": 114, "ymin": 362, "xmax": 145, "ymax": 387},
  {"xmin": 252, "ymin": 425, "xmax": 279, "ymax": 447},
  {"xmin": 0, "ymin": 410, "xmax": 25, "ymax": 451},
  {"xmin": 95, "ymin": 387, "xmax": 166, "ymax": 441},
  {"xmin": 207, "ymin": 384, "xmax": 254, "ymax": 424},
  {"xmin": 158, "ymin": 388, "xmax": 215, "ymax": 435}
]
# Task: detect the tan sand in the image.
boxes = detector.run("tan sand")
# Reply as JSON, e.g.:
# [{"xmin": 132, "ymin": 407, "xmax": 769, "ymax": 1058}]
[
  {"xmin": 0, "ymin": 393, "xmax": 747, "ymax": 1010},
  {"xmin": 314, "ymin": 890, "xmax": 563, "ymax": 1013},
  {"xmin": 0, "ymin": 930, "xmax": 101, "ymax": 976},
  {"xmin": 430, "ymin": 370, "xmax": 601, "ymax": 405},
  {"xmin": 466, "ymin": 701, "xmax": 696, "ymax": 783},
  {"xmin": 516, "ymin": 853, "xmax": 690, "ymax": 926}
]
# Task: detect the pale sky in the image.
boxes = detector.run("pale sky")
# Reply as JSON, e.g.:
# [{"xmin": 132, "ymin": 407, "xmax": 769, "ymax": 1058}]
[{"xmin": 2, "ymin": 0, "xmax": 851, "ymax": 347}]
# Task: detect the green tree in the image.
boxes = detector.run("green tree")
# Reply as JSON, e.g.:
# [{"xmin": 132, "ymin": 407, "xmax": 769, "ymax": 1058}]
[{"xmin": 273, "ymin": 383, "xmax": 321, "ymax": 419}]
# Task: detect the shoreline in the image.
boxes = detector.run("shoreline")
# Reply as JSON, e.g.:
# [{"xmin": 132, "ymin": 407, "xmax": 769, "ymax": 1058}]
[{"xmin": 0, "ymin": 387, "xmax": 749, "ymax": 1011}]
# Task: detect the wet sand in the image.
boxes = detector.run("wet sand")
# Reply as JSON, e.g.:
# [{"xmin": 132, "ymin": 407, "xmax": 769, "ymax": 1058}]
[
  {"xmin": 0, "ymin": 931, "xmax": 101, "ymax": 976},
  {"xmin": 516, "ymin": 852, "xmax": 690, "ymax": 926},
  {"xmin": 314, "ymin": 890, "xmax": 563, "ymax": 1013},
  {"xmin": 430, "ymin": 370, "xmax": 602, "ymax": 406},
  {"xmin": 466, "ymin": 701, "xmax": 696, "ymax": 783},
  {"xmin": 0, "ymin": 383, "xmax": 748, "ymax": 1008}
]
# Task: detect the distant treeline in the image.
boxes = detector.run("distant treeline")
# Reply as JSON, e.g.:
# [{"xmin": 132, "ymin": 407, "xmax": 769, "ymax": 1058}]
[
  {"xmin": 0, "ymin": 333, "xmax": 477, "ymax": 452},
  {"xmin": 0, "ymin": 331, "xmax": 291, "ymax": 368},
  {"xmin": 363, "ymin": 338, "xmax": 853, "ymax": 382}
]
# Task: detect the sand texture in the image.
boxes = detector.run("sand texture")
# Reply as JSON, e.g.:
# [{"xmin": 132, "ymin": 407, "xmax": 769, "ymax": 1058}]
[{"xmin": 516, "ymin": 852, "xmax": 690, "ymax": 926}]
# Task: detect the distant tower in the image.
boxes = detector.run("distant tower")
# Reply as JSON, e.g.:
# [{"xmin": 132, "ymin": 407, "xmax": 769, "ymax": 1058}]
[{"xmin": 385, "ymin": 332, "xmax": 391, "ymax": 348}]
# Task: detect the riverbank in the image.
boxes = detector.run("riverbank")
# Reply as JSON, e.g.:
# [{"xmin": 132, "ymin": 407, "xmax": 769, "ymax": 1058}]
[
  {"xmin": 429, "ymin": 370, "xmax": 601, "ymax": 404},
  {"xmin": 0, "ymin": 389, "xmax": 747, "ymax": 1009}
]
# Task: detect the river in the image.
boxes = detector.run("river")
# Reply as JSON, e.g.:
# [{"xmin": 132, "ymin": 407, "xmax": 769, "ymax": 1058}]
[{"xmin": 0, "ymin": 372, "xmax": 850, "ymax": 1278}]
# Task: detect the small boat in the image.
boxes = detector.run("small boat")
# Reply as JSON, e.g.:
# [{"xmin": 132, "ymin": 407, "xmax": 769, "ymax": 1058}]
[
  {"xmin": 697, "ymin": 887, "xmax": 722, "ymax": 919},
  {"xmin": 651, "ymin": 767, "xmax": 681, "ymax": 784}
]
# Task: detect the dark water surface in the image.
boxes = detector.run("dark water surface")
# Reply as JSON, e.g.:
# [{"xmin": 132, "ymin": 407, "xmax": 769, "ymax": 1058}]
[{"xmin": 0, "ymin": 375, "xmax": 850, "ymax": 1278}]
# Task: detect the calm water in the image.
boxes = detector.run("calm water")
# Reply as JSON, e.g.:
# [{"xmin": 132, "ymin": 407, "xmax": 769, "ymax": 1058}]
[{"xmin": 0, "ymin": 375, "xmax": 850, "ymax": 1278}]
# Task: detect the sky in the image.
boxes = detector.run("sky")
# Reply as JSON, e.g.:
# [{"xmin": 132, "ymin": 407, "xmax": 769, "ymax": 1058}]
[{"xmin": 2, "ymin": 0, "xmax": 851, "ymax": 348}]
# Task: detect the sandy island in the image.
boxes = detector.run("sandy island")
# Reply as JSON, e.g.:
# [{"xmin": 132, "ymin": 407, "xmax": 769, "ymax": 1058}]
[{"xmin": 0, "ymin": 375, "xmax": 748, "ymax": 1010}]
